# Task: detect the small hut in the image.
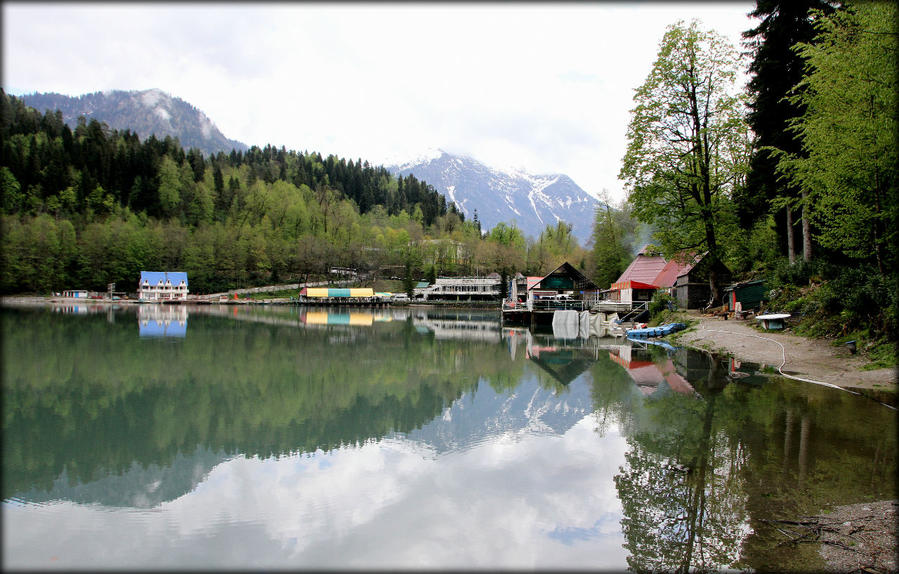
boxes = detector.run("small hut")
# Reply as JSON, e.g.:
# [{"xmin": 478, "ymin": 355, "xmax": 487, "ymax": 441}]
[
  {"xmin": 723, "ymin": 279, "xmax": 767, "ymax": 313},
  {"xmin": 673, "ymin": 254, "xmax": 731, "ymax": 309}
]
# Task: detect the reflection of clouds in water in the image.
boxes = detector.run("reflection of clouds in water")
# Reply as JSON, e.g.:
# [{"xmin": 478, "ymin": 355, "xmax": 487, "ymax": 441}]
[{"xmin": 3, "ymin": 416, "xmax": 629, "ymax": 570}]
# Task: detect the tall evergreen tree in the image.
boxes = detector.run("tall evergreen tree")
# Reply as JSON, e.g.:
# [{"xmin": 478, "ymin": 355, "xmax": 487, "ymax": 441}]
[{"xmin": 738, "ymin": 0, "xmax": 838, "ymax": 262}]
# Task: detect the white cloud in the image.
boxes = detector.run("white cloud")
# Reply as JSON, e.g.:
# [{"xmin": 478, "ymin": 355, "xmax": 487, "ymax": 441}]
[
  {"xmin": 3, "ymin": 415, "xmax": 630, "ymax": 569},
  {"xmin": 2, "ymin": 2, "xmax": 754, "ymax": 202}
]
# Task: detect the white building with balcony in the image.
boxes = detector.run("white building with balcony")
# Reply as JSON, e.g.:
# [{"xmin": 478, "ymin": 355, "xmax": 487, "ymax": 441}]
[
  {"xmin": 139, "ymin": 271, "xmax": 189, "ymax": 301},
  {"xmin": 414, "ymin": 275, "xmax": 502, "ymax": 301}
]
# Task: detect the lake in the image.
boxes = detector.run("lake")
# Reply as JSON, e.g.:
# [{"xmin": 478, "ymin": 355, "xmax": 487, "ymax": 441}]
[{"xmin": 2, "ymin": 303, "xmax": 895, "ymax": 570}]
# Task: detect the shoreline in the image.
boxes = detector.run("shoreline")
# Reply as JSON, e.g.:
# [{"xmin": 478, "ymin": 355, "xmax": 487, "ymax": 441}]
[
  {"xmin": 5, "ymin": 296, "xmax": 895, "ymax": 398},
  {"xmin": 671, "ymin": 312, "xmax": 896, "ymax": 398}
]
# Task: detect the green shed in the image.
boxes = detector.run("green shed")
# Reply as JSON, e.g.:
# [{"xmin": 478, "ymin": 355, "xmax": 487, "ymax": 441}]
[{"xmin": 724, "ymin": 280, "xmax": 767, "ymax": 312}]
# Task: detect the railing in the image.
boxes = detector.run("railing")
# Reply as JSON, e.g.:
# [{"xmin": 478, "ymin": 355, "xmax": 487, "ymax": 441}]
[
  {"xmin": 530, "ymin": 299, "xmax": 585, "ymax": 311},
  {"xmin": 503, "ymin": 299, "xmax": 587, "ymax": 312}
]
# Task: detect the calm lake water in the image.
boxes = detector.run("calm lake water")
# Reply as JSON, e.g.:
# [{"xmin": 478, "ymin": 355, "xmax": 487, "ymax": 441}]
[{"xmin": 2, "ymin": 303, "xmax": 896, "ymax": 571}]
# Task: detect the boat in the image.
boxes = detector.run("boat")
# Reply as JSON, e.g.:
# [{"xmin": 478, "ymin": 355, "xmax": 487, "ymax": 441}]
[{"xmin": 625, "ymin": 322, "xmax": 686, "ymax": 339}]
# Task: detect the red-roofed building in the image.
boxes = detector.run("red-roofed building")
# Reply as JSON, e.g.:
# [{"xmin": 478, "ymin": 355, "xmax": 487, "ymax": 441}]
[
  {"xmin": 608, "ymin": 346, "xmax": 695, "ymax": 397},
  {"xmin": 653, "ymin": 257, "xmax": 693, "ymax": 290},
  {"xmin": 607, "ymin": 245, "xmax": 667, "ymax": 304}
]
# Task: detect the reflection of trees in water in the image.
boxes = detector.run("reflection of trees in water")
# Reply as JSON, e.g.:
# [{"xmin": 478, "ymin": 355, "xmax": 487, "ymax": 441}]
[
  {"xmin": 609, "ymin": 347, "xmax": 897, "ymax": 572},
  {"xmin": 614, "ymin": 354, "xmax": 749, "ymax": 572},
  {"xmin": 1, "ymin": 307, "xmax": 523, "ymax": 499}
]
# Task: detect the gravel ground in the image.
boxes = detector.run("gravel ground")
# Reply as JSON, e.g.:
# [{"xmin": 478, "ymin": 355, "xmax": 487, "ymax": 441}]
[
  {"xmin": 673, "ymin": 314, "xmax": 897, "ymax": 393},
  {"xmin": 816, "ymin": 500, "xmax": 898, "ymax": 573}
]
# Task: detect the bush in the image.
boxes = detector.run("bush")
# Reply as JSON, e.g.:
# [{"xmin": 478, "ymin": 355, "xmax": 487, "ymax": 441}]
[
  {"xmin": 768, "ymin": 258, "xmax": 828, "ymax": 290},
  {"xmin": 648, "ymin": 291, "xmax": 676, "ymax": 319},
  {"xmin": 772, "ymin": 264, "xmax": 898, "ymax": 341}
]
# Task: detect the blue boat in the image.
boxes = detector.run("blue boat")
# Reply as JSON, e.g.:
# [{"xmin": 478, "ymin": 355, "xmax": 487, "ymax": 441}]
[{"xmin": 626, "ymin": 322, "xmax": 686, "ymax": 339}]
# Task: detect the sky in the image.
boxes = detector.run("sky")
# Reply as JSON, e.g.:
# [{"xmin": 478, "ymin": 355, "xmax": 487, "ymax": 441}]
[{"xmin": 3, "ymin": 2, "xmax": 755, "ymax": 203}]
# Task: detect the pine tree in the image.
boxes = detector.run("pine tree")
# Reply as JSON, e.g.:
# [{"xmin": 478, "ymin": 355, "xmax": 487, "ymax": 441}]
[{"xmin": 738, "ymin": 0, "xmax": 837, "ymax": 262}]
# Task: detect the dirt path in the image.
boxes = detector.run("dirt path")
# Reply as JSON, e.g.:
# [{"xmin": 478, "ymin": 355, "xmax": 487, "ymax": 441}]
[{"xmin": 673, "ymin": 314, "xmax": 896, "ymax": 393}]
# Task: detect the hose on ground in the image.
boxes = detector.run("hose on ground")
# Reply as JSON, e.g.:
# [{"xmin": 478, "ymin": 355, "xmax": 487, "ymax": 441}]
[{"xmin": 694, "ymin": 322, "xmax": 896, "ymax": 411}]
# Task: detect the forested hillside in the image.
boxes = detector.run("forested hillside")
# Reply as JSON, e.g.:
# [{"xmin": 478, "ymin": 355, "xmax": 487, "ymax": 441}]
[
  {"xmin": 0, "ymin": 90, "xmax": 468, "ymax": 293},
  {"xmin": 19, "ymin": 89, "xmax": 249, "ymax": 157},
  {"xmin": 1, "ymin": 91, "xmax": 589, "ymax": 295}
]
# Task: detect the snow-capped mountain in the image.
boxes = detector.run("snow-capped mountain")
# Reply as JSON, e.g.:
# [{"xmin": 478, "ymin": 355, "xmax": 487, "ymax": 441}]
[{"xmin": 389, "ymin": 150, "xmax": 602, "ymax": 244}]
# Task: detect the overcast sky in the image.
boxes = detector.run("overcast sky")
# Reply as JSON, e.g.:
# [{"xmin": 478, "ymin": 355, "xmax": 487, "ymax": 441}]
[{"xmin": 3, "ymin": 2, "xmax": 755, "ymax": 203}]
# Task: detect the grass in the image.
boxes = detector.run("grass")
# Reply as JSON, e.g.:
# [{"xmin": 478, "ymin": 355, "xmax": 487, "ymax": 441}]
[
  {"xmin": 243, "ymin": 289, "xmax": 299, "ymax": 300},
  {"xmin": 647, "ymin": 309, "xmax": 696, "ymax": 329}
]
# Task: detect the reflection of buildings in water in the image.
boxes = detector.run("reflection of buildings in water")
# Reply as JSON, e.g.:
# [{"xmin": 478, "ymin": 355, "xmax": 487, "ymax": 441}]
[
  {"xmin": 303, "ymin": 311, "xmax": 374, "ymax": 326},
  {"xmin": 299, "ymin": 308, "xmax": 404, "ymax": 327},
  {"xmin": 502, "ymin": 328, "xmax": 605, "ymax": 386},
  {"xmin": 607, "ymin": 344, "xmax": 695, "ymax": 397},
  {"xmin": 53, "ymin": 304, "xmax": 91, "ymax": 314},
  {"xmin": 412, "ymin": 316, "xmax": 502, "ymax": 342},
  {"xmin": 171, "ymin": 305, "xmax": 412, "ymax": 331},
  {"xmin": 53, "ymin": 303, "xmax": 118, "ymax": 315},
  {"xmin": 138, "ymin": 305, "xmax": 188, "ymax": 338},
  {"xmin": 503, "ymin": 328, "xmax": 697, "ymax": 394}
]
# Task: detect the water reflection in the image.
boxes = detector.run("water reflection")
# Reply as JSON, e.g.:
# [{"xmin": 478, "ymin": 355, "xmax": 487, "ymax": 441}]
[
  {"xmin": 2, "ymin": 303, "xmax": 895, "ymax": 571},
  {"xmin": 138, "ymin": 305, "xmax": 188, "ymax": 338}
]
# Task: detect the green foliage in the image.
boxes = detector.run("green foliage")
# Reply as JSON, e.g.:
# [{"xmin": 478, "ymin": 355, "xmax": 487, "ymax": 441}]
[
  {"xmin": 648, "ymin": 290, "xmax": 676, "ymax": 319},
  {"xmin": 773, "ymin": 1, "xmax": 898, "ymax": 272},
  {"xmin": 590, "ymin": 199, "xmax": 637, "ymax": 289},
  {"xmin": 619, "ymin": 20, "xmax": 750, "ymax": 303},
  {"xmin": 768, "ymin": 258, "xmax": 826, "ymax": 291},
  {"xmin": 0, "ymin": 166, "xmax": 22, "ymax": 213},
  {"xmin": 738, "ymin": 0, "xmax": 836, "ymax": 249},
  {"xmin": 768, "ymin": 262, "xmax": 897, "ymax": 342},
  {"xmin": 723, "ymin": 216, "xmax": 781, "ymax": 275}
]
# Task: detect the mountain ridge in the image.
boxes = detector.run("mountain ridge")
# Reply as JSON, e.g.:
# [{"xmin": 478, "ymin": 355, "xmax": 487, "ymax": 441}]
[
  {"xmin": 389, "ymin": 150, "xmax": 601, "ymax": 244},
  {"xmin": 18, "ymin": 89, "xmax": 248, "ymax": 156}
]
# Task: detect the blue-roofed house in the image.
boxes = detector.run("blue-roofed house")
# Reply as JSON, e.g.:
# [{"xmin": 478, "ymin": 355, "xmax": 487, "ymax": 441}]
[{"xmin": 139, "ymin": 271, "xmax": 189, "ymax": 301}]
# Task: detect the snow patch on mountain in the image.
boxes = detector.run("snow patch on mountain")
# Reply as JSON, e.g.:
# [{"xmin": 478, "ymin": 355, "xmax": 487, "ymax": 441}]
[{"xmin": 389, "ymin": 151, "xmax": 603, "ymax": 243}]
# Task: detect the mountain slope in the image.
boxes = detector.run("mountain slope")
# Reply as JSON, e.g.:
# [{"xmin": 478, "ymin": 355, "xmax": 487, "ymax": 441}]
[
  {"xmin": 389, "ymin": 150, "xmax": 602, "ymax": 244},
  {"xmin": 19, "ymin": 89, "xmax": 248, "ymax": 156}
]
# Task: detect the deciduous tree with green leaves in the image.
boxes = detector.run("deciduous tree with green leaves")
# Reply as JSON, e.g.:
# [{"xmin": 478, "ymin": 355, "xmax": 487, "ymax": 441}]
[
  {"xmin": 620, "ymin": 20, "xmax": 751, "ymax": 305},
  {"xmin": 772, "ymin": 1, "xmax": 897, "ymax": 274}
]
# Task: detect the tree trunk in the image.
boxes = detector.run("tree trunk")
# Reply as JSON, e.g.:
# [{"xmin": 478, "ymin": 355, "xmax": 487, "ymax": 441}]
[
  {"xmin": 786, "ymin": 206, "xmax": 796, "ymax": 264},
  {"xmin": 801, "ymin": 189, "xmax": 812, "ymax": 262}
]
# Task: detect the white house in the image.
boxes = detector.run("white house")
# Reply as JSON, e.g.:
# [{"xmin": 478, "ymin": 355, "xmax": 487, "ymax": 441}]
[
  {"xmin": 414, "ymin": 276, "xmax": 502, "ymax": 301},
  {"xmin": 139, "ymin": 271, "xmax": 189, "ymax": 301}
]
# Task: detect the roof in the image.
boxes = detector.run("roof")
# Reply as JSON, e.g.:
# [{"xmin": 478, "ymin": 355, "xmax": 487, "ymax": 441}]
[
  {"xmin": 653, "ymin": 258, "xmax": 693, "ymax": 288},
  {"xmin": 610, "ymin": 280, "xmax": 658, "ymax": 291},
  {"xmin": 529, "ymin": 261, "xmax": 599, "ymax": 292},
  {"xmin": 723, "ymin": 279, "xmax": 766, "ymax": 292},
  {"xmin": 140, "ymin": 271, "xmax": 188, "ymax": 286},
  {"xmin": 674, "ymin": 252, "xmax": 708, "ymax": 279},
  {"xmin": 613, "ymin": 252, "xmax": 668, "ymax": 286}
]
